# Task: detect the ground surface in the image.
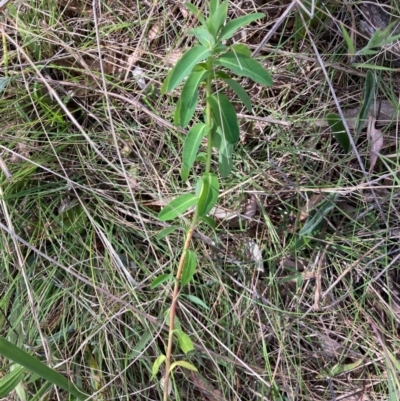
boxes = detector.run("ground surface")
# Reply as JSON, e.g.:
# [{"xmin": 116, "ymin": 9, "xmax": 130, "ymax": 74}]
[{"xmin": 0, "ymin": 0, "xmax": 400, "ymax": 400}]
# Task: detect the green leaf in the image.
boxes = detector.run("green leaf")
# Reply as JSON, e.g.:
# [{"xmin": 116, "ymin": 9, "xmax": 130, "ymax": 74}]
[
  {"xmin": 184, "ymin": 3, "xmax": 207, "ymax": 26},
  {"xmin": 211, "ymin": 125, "xmax": 233, "ymax": 177},
  {"xmin": 212, "ymin": 43, "xmax": 228, "ymax": 54},
  {"xmin": 181, "ymin": 250, "xmax": 196, "ymax": 286},
  {"xmin": 197, "ymin": 173, "xmax": 219, "ymax": 217},
  {"xmin": 151, "ymin": 274, "xmax": 174, "ymax": 289},
  {"xmin": 190, "ymin": 27, "xmax": 215, "ymax": 48},
  {"xmin": 356, "ymin": 23, "xmax": 400, "ymax": 56},
  {"xmin": 340, "ymin": 23, "xmax": 355, "ymax": 56},
  {"xmin": 352, "ymin": 63, "xmax": 398, "ymax": 71},
  {"xmin": 219, "ymin": 13, "xmax": 265, "ymax": 41},
  {"xmin": 218, "ymin": 137, "xmax": 234, "ymax": 178},
  {"xmin": 176, "ymin": 330, "xmax": 195, "ymax": 354},
  {"xmin": 320, "ymin": 358, "xmax": 364, "ymax": 378},
  {"xmin": 179, "ymin": 69, "xmax": 210, "ymax": 127},
  {"xmin": 356, "ymin": 70, "xmax": 375, "ymax": 136},
  {"xmin": 222, "ymin": 78, "xmax": 252, "ymax": 112},
  {"xmin": 207, "ymin": 1, "xmax": 228, "ymax": 37},
  {"xmin": 156, "ymin": 225, "xmax": 180, "ymax": 240},
  {"xmin": 299, "ymin": 194, "xmax": 338, "ymax": 236},
  {"xmin": 210, "ymin": 0, "xmax": 219, "ymax": 14},
  {"xmin": 174, "ymin": 98, "xmax": 182, "ymax": 126},
  {"xmin": 0, "ymin": 337, "xmax": 88, "ymax": 400},
  {"xmin": 208, "ymin": 93, "xmax": 240, "ymax": 144},
  {"xmin": 162, "ymin": 45, "xmax": 212, "ymax": 93},
  {"xmin": 181, "ymin": 123, "xmax": 210, "ymax": 181},
  {"xmin": 185, "ymin": 294, "xmax": 210, "ymax": 310},
  {"xmin": 199, "ymin": 215, "xmax": 216, "ymax": 229},
  {"xmin": 230, "ymin": 43, "xmax": 251, "ymax": 56},
  {"xmin": 0, "ymin": 77, "xmax": 10, "ymax": 93},
  {"xmin": 0, "ymin": 365, "xmax": 25, "ymax": 398},
  {"xmin": 195, "ymin": 152, "xmax": 207, "ymax": 163},
  {"xmin": 214, "ymin": 52, "xmax": 273, "ymax": 86},
  {"xmin": 152, "ymin": 354, "xmax": 166, "ymax": 377},
  {"xmin": 169, "ymin": 360, "xmax": 198, "ymax": 373},
  {"xmin": 158, "ymin": 193, "xmax": 198, "ymax": 221},
  {"xmin": 327, "ymin": 113, "xmax": 350, "ymax": 153}
]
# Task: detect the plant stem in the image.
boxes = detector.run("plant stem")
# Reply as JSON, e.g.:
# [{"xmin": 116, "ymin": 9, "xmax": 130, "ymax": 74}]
[
  {"xmin": 163, "ymin": 212, "xmax": 199, "ymax": 401},
  {"xmin": 164, "ymin": 56, "xmax": 214, "ymax": 401},
  {"xmin": 205, "ymin": 56, "xmax": 213, "ymax": 174}
]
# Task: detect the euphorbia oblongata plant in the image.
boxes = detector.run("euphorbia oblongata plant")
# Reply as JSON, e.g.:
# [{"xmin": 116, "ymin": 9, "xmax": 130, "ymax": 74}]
[{"xmin": 152, "ymin": 1, "xmax": 273, "ymax": 399}]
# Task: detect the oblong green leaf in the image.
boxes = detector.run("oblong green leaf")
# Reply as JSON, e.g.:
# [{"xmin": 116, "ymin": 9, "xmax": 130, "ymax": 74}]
[
  {"xmin": 210, "ymin": 0, "xmax": 219, "ymax": 14},
  {"xmin": 162, "ymin": 45, "xmax": 211, "ymax": 93},
  {"xmin": 151, "ymin": 274, "xmax": 174, "ymax": 289},
  {"xmin": 219, "ymin": 13, "xmax": 265, "ymax": 41},
  {"xmin": 207, "ymin": 1, "xmax": 228, "ymax": 37},
  {"xmin": 197, "ymin": 173, "xmax": 219, "ymax": 217},
  {"xmin": 176, "ymin": 330, "xmax": 194, "ymax": 355},
  {"xmin": 218, "ymin": 138, "xmax": 233, "ymax": 178},
  {"xmin": 327, "ymin": 113, "xmax": 350, "ymax": 153},
  {"xmin": 214, "ymin": 52, "xmax": 273, "ymax": 86},
  {"xmin": 184, "ymin": 2, "xmax": 207, "ymax": 26},
  {"xmin": 0, "ymin": 337, "xmax": 88, "ymax": 400},
  {"xmin": 152, "ymin": 354, "xmax": 166, "ymax": 377},
  {"xmin": 212, "ymin": 43, "xmax": 228, "ymax": 55},
  {"xmin": 222, "ymin": 78, "xmax": 252, "ymax": 112},
  {"xmin": 340, "ymin": 23, "xmax": 355, "ymax": 56},
  {"xmin": 199, "ymin": 216, "xmax": 216, "ymax": 229},
  {"xmin": 230, "ymin": 43, "xmax": 251, "ymax": 56},
  {"xmin": 0, "ymin": 365, "xmax": 25, "ymax": 398},
  {"xmin": 179, "ymin": 70, "xmax": 210, "ymax": 127},
  {"xmin": 208, "ymin": 94, "xmax": 239, "ymax": 144},
  {"xmin": 0, "ymin": 77, "xmax": 10, "ymax": 93},
  {"xmin": 356, "ymin": 70, "xmax": 375, "ymax": 136},
  {"xmin": 156, "ymin": 225, "xmax": 180, "ymax": 240},
  {"xmin": 185, "ymin": 294, "xmax": 210, "ymax": 310},
  {"xmin": 190, "ymin": 27, "xmax": 215, "ymax": 48},
  {"xmin": 299, "ymin": 194, "xmax": 338, "ymax": 236},
  {"xmin": 158, "ymin": 193, "xmax": 198, "ymax": 221},
  {"xmin": 181, "ymin": 123, "xmax": 210, "ymax": 181},
  {"xmin": 169, "ymin": 360, "xmax": 198, "ymax": 373},
  {"xmin": 181, "ymin": 250, "xmax": 196, "ymax": 286}
]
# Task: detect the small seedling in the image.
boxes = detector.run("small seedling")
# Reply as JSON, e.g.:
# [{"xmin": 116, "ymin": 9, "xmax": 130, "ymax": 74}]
[{"xmin": 153, "ymin": 1, "xmax": 273, "ymax": 398}]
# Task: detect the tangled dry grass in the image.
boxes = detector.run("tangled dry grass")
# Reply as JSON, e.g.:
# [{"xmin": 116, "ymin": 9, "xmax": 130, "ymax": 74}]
[{"xmin": 0, "ymin": 0, "xmax": 400, "ymax": 400}]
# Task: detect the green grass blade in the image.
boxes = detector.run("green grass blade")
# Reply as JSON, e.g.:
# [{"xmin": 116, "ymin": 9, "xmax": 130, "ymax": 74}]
[
  {"xmin": 218, "ymin": 13, "xmax": 265, "ymax": 41},
  {"xmin": 356, "ymin": 70, "xmax": 375, "ymax": 136},
  {"xmin": 340, "ymin": 23, "xmax": 355, "ymax": 55},
  {"xmin": 0, "ymin": 365, "xmax": 25, "ymax": 398},
  {"xmin": 181, "ymin": 123, "xmax": 210, "ymax": 181},
  {"xmin": 208, "ymin": 94, "xmax": 239, "ymax": 144},
  {"xmin": 0, "ymin": 337, "xmax": 89, "ymax": 400},
  {"xmin": 162, "ymin": 45, "xmax": 211, "ymax": 93},
  {"xmin": 327, "ymin": 113, "xmax": 350, "ymax": 153},
  {"xmin": 158, "ymin": 193, "xmax": 198, "ymax": 221},
  {"xmin": 214, "ymin": 52, "xmax": 273, "ymax": 86}
]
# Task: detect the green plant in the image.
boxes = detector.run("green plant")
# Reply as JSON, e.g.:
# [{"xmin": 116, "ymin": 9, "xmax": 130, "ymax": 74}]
[
  {"xmin": 0, "ymin": 337, "xmax": 89, "ymax": 400},
  {"xmin": 153, "ymin": 1, "xmax": 272, "ymax": 399}
]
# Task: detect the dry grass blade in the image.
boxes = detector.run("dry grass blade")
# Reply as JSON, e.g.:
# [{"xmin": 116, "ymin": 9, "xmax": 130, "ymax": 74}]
[{"xmin": 367, "ymin": 116, "xmax": 384, "ymax": 172}]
